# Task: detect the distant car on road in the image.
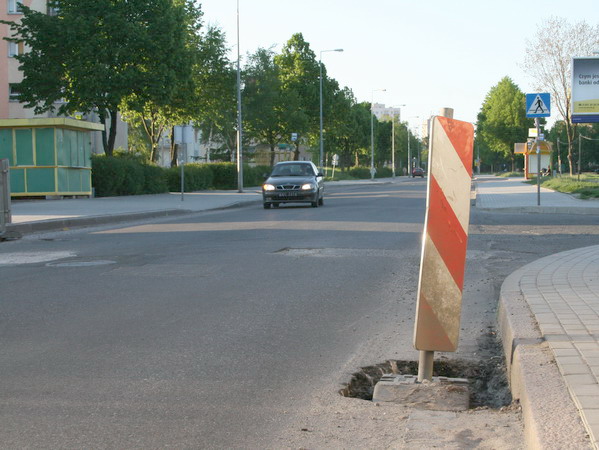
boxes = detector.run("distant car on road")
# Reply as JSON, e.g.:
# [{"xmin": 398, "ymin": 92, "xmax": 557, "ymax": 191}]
[
  {"xmin": 412, "ymin": 167, "xmax": 425, "ymax": 178},
  {"xmin": 262, "ymin": 161, "xmax": 324, "ymax": 209}
]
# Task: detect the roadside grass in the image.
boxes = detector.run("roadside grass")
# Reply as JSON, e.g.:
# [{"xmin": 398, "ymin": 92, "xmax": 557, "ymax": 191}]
[
  {"xmin": 495, "ymin": 172, "xmax": 524, "ymax": 177},
  {"xmin": 525, "ymin": 173, "xmax": 599, "ymax": 199}
]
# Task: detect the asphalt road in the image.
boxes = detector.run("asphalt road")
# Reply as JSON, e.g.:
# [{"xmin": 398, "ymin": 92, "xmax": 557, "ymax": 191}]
[{"xmin": 1, "ymin": 180, "xmax": 598, "ymax": 448}]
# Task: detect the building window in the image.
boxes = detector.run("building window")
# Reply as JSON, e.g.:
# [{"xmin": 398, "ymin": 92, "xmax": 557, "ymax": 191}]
[
  {"xmin": 7, "ymin": 41, "xmax": 23, "ymax": 57},
  {"xmin": 9, "ymin": 83, "xmax": 21, "ymax": 102},
  {"xmin": 8, "ymin": 0, "xmax": 23, "ymax": 13}
]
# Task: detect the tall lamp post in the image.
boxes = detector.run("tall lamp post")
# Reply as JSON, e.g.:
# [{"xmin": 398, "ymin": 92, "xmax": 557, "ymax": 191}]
[
  {"xmin": 370, "ymin": 89, "xmax": 386, "ymax": 180},
  {"xmin": 236, "ymin": 0, "xmax": 243, "ymax": 192},
  {"xmin": 319, "ymin": 48, "xmax": 343, "ymax": 172},
  {"xmin": 391, "ymin": 104, "xmax": 405, "ymax": 178}
]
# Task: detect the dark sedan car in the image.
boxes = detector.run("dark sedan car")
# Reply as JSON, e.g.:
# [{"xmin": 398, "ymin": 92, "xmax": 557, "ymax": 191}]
[
  {"xmin": 262, "ymin": 161, "xmax": 324, "ymax": 208},
  {"xmin": 412, "ymin": 167, "xmax": 425, "ymax": 178}
]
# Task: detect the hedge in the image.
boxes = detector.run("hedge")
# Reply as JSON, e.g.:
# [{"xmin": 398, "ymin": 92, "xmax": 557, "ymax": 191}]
[
  {"xmin": 91, "ymin": 155, "xmax": 160, "ymax": 197},
  {"xmin": 347, "ymin": 166, "xmax": 393, "ymax": 179},
  {"xmin": 166, "ymin": 164, "xmax": 213, "ymax": 192},
  {"xmin": 92, "ymin": 155, "xmax": 273, "ymax": 197}
]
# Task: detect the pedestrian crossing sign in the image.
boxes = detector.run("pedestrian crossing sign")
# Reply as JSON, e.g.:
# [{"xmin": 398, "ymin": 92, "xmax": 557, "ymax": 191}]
[{"xmin": 526, "ymin": 93, "xmax": 551, "ymax": 118}]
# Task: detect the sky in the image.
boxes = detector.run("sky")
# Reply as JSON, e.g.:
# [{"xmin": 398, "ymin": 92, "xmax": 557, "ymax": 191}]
[{"xmin": 198, "ymin": 0, "xmax": 598, "ymax": 131}]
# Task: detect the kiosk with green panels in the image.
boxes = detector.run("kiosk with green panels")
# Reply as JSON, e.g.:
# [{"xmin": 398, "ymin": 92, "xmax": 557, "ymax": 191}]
[{"xmin": 0, "ymin": 118, "xmax": 104, "ymax": 197}]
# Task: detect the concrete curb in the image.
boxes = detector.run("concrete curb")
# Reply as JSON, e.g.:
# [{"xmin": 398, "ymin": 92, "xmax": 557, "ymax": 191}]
[
  {"xmin": 478, "ymin": 206, "xmax": 599, "ymax": 215},
  {"xmin": 6, "ymin": 198, "xmax": 262, "ymax": 236},
  {"xmin": 498, "ymin": 267, "xmax": 591, "ymax": 449}
]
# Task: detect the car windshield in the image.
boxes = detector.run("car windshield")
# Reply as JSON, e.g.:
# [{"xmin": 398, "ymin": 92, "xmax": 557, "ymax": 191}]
[{"xmin": 270, "ymin": 164, "xmax": 314, "ymax": 177}]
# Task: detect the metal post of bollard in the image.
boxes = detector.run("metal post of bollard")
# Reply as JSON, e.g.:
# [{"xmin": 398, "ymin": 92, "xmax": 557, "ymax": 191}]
[{"xmin": 0, "ymin": 158, "xmax": 12, "ymax": 235}]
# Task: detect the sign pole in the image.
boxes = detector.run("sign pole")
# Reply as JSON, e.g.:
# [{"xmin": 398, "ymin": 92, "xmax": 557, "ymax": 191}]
[
  {"xmin": 525, "ymin": 92, "xmax": 551, "ymax": 205},
  {"xmin": 535, "ymin": 117, "xmax": 541, "ymax": 206}
]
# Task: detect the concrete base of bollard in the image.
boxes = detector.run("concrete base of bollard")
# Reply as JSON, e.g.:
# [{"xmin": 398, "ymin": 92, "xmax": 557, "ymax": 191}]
[{"xmin": 372, "ymin": 374, "xmax": 470, "ymax": 411}]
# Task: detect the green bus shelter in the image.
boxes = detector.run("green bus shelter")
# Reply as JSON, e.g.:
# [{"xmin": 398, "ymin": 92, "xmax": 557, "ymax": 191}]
[{"xmin": 0, "ymin": 118, "xmax": 104, "ymax": 197}]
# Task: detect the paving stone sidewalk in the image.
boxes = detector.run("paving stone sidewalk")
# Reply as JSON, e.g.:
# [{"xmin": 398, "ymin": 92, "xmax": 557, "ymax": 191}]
[
  {"xmin": 500, "ymin": 246, "xmax": 599, "ymax": 448},
  {"xmin": 475, "ymin": 175, "xmax": 599, "ymax": 447},
  {"xmin": 475, "ymin": 175, "xmax": 599, "ymax": 214}
]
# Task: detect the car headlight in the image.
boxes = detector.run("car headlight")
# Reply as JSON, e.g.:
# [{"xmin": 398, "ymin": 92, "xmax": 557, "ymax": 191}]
[
  {"xmin": 263, "ymin": 184, "xmax": 275, "ymax": 191},
  {"xmin": 301, "ymin": 183, "xmax": 315, "ymax": 190}
]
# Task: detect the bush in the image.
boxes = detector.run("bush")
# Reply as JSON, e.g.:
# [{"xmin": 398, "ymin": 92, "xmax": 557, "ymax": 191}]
[
  {"xmin": 117, "ymin": 158, "xmax": 145, "ymax": 195},
  {"xmin": 349, "ymin": 167, "xmax": 371, "ymax": 179},
  {"xmin": 92, "ymin": 155, "xmax": 274, "ymax": 197},
  {"xmin": 92, "ymin": 154, "xmax": 168, "ymax": 197},
  {"xmin": 166, "ymin": 164, "xmax": 214, "ymax": 192},
  {"xmin": 208, "ymin": 163, "xmax": 238, "ymax": 189},
  {"xmin": 244, "ymin": 165, "xmax": 271, "ymax": 186},
  {"xmin": 143, "ymin": 164, "xmax": 168, "ymax": 194},
  {"xmin": 375, "ymin": 167, "xmax": 393, "ymax": 178}
]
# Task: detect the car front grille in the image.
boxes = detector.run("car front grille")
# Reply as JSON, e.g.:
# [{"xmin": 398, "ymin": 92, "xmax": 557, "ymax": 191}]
[{"xmin": 276, "ymin": 184, "xmax": 301, "ymax": 190}]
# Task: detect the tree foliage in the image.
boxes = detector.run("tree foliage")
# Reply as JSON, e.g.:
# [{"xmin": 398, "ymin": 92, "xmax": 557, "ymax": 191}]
[
  {"xmin": 242, "ymin": 48, "xmax": 286, "ymax": 166},
  {"xmin": 523, "ymin": 17, "xmax": 599, "ymax": 175},
  {"xmin": 274, "ymin": 33, "xmax": 320, "ymax": 160},
  {"xmin": 477, "ymin": 77, "xmax": 531, "ymax": 170},
  {"xmin": 3, "ymin": 0, "xmax": 196, "ymax": 156}
]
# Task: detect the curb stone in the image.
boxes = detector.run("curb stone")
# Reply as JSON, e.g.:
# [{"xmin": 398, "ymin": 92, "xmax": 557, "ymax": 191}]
[{"xmin": 498, "ymin": 266, "xmax": 592, "ymax": 449}]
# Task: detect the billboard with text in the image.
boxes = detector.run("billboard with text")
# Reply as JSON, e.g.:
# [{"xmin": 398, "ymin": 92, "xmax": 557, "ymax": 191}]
[{"xmin": 572, "ymin": 57, "xmax": 599, "ymax": 123}]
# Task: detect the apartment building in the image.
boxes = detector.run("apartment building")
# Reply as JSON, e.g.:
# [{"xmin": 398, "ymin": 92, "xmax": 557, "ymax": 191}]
[{"xmin": 372, "ymin": 103, "xmax": 402, "ymax": 121}]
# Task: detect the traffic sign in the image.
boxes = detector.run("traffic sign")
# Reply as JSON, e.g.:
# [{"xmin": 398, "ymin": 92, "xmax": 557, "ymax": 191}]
[
  {"xmin": 526, "ymin": 93, "xmax": 551, "ymax": 118},
  {"xmin": 414, "ymin": 116, "xmax": 474, "ymax": 353}
]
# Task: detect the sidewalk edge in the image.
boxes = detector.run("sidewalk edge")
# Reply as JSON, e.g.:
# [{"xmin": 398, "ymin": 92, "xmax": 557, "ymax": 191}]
[
  {"xmin": 6, "ymin": 209, "xmax": 190, "ymax": 235},
  {"xmin": 478, "ymin": 206, "xmax": 599, "ymax": 215},
  {"xmin": 6, "ymin": 198, "xmax": 263, "ymax": 236},
  {"xmin": 498, "ymin": 268, "xmax": 591, "ymax": 449}
]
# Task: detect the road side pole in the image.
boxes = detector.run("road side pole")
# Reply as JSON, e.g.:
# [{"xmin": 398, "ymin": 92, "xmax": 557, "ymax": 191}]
[
  {"xmin": 179, "ymin": 144, "xmax": 185, "ymax": 202},
  {"xmin": 535, "ymin": 117, "xmax": 541, "ymax": 206},
  {"xmin": 417, "ymin": 349, "xmax": 434, "ymax": 382}
]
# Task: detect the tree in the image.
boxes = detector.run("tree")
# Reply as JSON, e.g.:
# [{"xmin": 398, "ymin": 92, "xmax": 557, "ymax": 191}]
[
  {"xmin": 121, "ymin": 0, "xmax": 201, "ymax": 164},
  {"xmin": 3, "ymin": 0, "xmax": 194, "ymax": 156},
  {"xmin": 375, "ymin": 119, "xmax": 392, "ymax": 168},
  {"xmin": 524, "ymin": 17, "xmax": 599, "ymax": 175},
  {"xmin": 322, "ymin": 86, "xmax": 353, "ymax": 169},
  {"xmin": 477, "ymin": 77, "xmax": 531, "ymax": 171},
  {"xmin": 193, "ymin": 28, "xmax": 237, "ymax": 163},
  {"xmin": 274, "ymin": 33, "xmax": 320, "ymax": 160},
  {"xmin": 242, "ymin": 48, "xmax": 286, "ymax": 166}
]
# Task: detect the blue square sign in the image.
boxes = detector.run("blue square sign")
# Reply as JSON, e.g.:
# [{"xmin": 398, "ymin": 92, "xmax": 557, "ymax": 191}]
[{"xmin": 526, "ymin": 93, "xmax": 551, "ymax": 118}]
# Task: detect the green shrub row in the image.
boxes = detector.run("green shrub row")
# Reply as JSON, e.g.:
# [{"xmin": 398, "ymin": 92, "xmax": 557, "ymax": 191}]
[
  {"xmin": 166, "ymin": 164, "xmax": 213, "ymax": 192},
  {"xmin": 347, "ymin": 166, "xmax": 393, "ymax": 179},
  {"xmin": 91, "ymin": 155, "xmax": 272, "ymax": 197}
]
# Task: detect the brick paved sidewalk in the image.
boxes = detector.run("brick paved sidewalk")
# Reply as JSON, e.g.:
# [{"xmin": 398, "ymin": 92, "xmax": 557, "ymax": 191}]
[
  {"xmin": 475, "ymin": 175, "xmax": 599, "ymax": 214},
  {"xmin": 504, "ymin": 245, "xmax": 599, "ymax": 448}
]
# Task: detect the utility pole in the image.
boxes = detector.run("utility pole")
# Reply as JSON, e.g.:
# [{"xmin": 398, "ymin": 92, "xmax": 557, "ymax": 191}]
[{"xmin": 236, "ymin": 0, "xmax": 243, "ymax": 193}]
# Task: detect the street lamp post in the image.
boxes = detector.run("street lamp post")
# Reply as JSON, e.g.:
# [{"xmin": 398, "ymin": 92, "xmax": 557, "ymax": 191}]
[
  {"xmin": 236, "ymin": 0, "xmax": 243, "ymax": 192},
  {"xmin": 370, "ymin": 89, "xmax": 386, "ymax": 180},
  {"xmin": 319, "ymin": 48, "xmax": 343, "ymax": 172}
]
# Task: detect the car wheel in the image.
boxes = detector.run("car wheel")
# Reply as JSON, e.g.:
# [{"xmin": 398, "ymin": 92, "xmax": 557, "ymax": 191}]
[
  {"xmin": 311, "ymin": 198, "xmax": 318, "ymax": 207},
  {"xmin": 318, "ymin": 195, "xmax": 324, "ymax": 206},
  {"xmin": 263, "ymin": 203, "xmax": 270, "ymax": 209}
]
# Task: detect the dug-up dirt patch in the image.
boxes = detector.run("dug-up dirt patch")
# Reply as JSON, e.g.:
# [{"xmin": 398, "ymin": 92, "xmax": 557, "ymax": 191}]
[{"xmin": 340, "ymin": 356, "xmax": 512, "ymax": 409}]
